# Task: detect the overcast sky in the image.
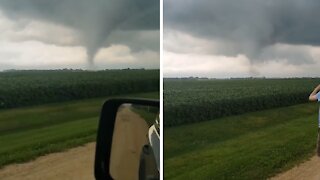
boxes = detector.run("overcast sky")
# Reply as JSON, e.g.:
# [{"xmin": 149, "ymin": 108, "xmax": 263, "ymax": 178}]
[
  {"xmin": 0, "ymin": 0, "xmax": 159, "ymax": 70},
  {"xmin": 164, "ymin": 0, "xmax": 320, "ymax": 78}
]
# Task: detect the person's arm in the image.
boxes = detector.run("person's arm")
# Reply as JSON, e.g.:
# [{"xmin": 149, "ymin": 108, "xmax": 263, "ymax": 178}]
[{"xmin": 309, "ymin": 84, "xmax": 320, "ymax": 101}]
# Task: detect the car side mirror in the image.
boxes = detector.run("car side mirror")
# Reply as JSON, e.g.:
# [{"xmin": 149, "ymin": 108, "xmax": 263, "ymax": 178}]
[{"xmin": 94, "ymin": 98, "xmax": 160, "ymax": 180}]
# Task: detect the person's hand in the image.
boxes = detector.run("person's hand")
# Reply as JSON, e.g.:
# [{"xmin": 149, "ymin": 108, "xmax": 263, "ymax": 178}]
[{"xmin": 309, "ymin": 84, "xmax": 320, "ymax": 101}]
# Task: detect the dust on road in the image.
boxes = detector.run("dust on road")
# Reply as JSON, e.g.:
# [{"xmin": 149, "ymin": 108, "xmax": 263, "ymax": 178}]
[{"xmin": 271, "ymin": 155, "xmax": 320, "ymax": 180}]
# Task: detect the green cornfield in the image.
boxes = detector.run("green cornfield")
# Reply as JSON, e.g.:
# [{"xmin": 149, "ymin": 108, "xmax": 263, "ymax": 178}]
[
  {"xmin": 0, "ymin": 69, "xmax": 159, "ymax": 109},
  {"xmin": 164, "ymin": 78, "xmax": 320, "ymax": 126}
]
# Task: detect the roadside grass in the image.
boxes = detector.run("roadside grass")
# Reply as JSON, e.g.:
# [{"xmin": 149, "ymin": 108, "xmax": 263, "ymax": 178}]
[
  {"xmin": 164, "ymin": 103, "xmax": 318, "ymax": 179},
  {"xmin": 0, "ymin": 91, "xmax": 158, "ymax": 168},
  {"xmin": 132, "ymin": 107, "xmax": 159, "ymax": 126}
]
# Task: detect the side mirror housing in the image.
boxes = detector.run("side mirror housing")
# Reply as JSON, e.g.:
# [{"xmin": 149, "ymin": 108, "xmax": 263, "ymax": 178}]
[{"xmin": 94, "ymin": 98, "xmax": 159, "ymax": 180}]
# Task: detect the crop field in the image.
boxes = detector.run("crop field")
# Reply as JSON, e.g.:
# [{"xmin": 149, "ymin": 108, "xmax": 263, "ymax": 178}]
[
  {"xmin": 164, "ymin": 78, "xmax": 320, "ymax": 126},
  {"xmin": 0, "ymin": 69, "xmax": 159, "ymax": 168},
  {"xmin": 164, "ymin": 78, "xmax": 320, "ymax": 179},
  {"xmin": 164, "ymin": 103, "xmax": 318, "ymax": 179},
  {"xmin": 0, "ymin": 91, "xmax": 159, "ymax": 168},
  {"xmin": 0, "ymin": 69, "xmax": 159, "ymax": 109}
]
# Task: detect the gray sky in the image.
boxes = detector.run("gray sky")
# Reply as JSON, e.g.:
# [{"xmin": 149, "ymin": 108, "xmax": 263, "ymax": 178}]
[
  {"xmin": 164, "ymin": 0, "xmax": 320, "ymax": 78},
  {"xmin": 0, "ymin": 0, "xmax": 159, "ymax": 70}
]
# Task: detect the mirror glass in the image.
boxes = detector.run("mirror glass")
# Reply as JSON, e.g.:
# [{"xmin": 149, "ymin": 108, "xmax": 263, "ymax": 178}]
[{"xmin": 109, "ymin": 103, "xmax": 159, "ymax": 180}]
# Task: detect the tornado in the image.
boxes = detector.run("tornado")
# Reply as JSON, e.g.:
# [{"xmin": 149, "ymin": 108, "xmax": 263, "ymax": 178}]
[{"xmin": 0, "ymin": 0, "xmax": 160, "ymax": 66}]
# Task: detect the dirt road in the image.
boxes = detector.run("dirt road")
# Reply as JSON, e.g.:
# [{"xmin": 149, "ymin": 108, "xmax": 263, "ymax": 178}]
[
  {"xmin": 0, "ymin": 143, "xmax": 96, "ymax": 180},
  {"xmin": 271, "ymin": 155, "xmax": 320, "ymax": 180},
  {"xmin": 109, "ymin": 106, "xmax": 150, "ymax": 180},
  {"xmin": 0, "ymin": 107, "xmax": 150, "ymax": 180}
]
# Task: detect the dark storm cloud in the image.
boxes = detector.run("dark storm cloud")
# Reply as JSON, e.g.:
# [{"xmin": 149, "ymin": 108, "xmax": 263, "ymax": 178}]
[
  {"xmin": 0, "ymin": 0, "xmax": 159, "ymax": 65},
  {"xmin": 164, "ymin": 0, "xmax": 320, "ymax": 64},
  {"xmin": 108, "ymin": 30, "xmax": 159, "ymax": 52}
]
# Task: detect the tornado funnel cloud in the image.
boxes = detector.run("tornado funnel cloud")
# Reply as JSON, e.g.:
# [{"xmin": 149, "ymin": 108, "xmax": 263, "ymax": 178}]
[
  {"xmin": 87, "ymin": 52, "xmax": 95, "ymax": 67},
  {"xmin": 0, "ymin": 0, "xmax": 160, "ymax": 67}
]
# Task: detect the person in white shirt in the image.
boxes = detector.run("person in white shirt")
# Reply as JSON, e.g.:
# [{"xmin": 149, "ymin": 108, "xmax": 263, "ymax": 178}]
[{"xmin": 309, "ymin": 84, "xmax": 320, "ymax": 156}]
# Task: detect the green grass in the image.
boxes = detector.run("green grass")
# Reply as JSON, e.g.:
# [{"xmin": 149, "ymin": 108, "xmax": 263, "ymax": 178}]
[
  {"xmin": 164, "ymin": 103, "xmax": 319, "ymax": 179},
  {"xmin": 132, "ymin": 107, "xmax": 159, "ymax": 126},
  {"xmin": 0, "ymin": 91, "xmax": 159, "ymax": 168}
]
